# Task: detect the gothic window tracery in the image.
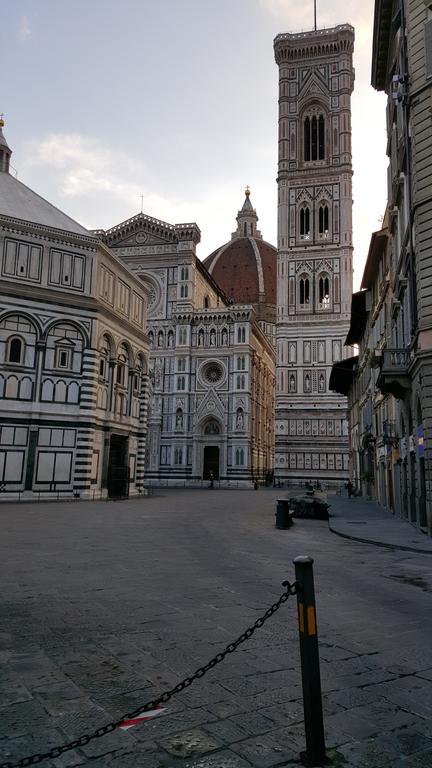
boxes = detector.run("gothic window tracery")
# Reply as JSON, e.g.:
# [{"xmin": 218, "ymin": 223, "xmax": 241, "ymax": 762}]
[
  {"xmin": 300, "ymin": 206, "xmax": 310, "ymax": 237},
  {"xmin": 318, "ymin": 274, "xmax": 331, "ymax": 309},
  {"xmin": 318, "ymin": 204, "xmax": 329, "ymax": 235},
  {"xmin": 304, "ymin": 112, "xmax": 325, "ymax": 162},
  {"xmin": 237, "ymin": 327, "xmax": 246, "ymax": 343},
  {"xmin": 299, "ymin": 274, "xmax": 310, "ymax": 307}
]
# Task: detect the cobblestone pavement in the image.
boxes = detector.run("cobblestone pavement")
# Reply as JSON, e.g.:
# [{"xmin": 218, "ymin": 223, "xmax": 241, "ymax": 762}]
[{"xmin": 0, "ymin": 489, "xmax": 432, "ymax": 768}]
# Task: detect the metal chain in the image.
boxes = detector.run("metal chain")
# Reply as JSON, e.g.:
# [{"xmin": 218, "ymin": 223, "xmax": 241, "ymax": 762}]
[{"xmin": 0, "ymin": 581, "xmax": 299, "ymax": 768}]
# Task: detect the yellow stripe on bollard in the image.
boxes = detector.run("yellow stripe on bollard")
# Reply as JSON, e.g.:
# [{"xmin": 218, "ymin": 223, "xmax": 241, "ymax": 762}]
[
  {"xmin": 298, "ymin": 603, "xmax": 305, "ymax": 633},
  {"xmin": 307, "ymin": 605, "xmax": 316, "ymax": 636}
]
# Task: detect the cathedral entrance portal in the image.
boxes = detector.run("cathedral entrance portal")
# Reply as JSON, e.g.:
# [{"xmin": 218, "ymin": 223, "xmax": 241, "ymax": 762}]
[{"xmin": 203, "ymin": 446, "xmax": 219, "ymax": 480}]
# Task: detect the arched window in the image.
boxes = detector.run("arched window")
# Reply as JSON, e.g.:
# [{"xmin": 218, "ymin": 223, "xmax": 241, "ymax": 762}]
[
  {"xmin": 204, "ymin": 296, "xmax": 210, "ymax": 309},
  {"xmin": 318, "ymin": 275, "xmax": 331, "ymax": 308},
  {"xmin": 7, "ymin": 337, "xmax": 24, "ymax": 364},
  {"xmin": 237, "ymin": 356, "xmax": 245, "ymax": 370},
  {"xmin": 177, "ymin": 375, "xmax": 186, "ymax": 391},
  {"xmin": 300, "ymin": 206, "xmax": 310, "ymax": 237},
  {"xmin": 299, "ymin": 276, "xmax": 310, "ymax": 306},
  {"xmin": 235, "ymin": 448, "xmax": 245, "ymax": 466},
  {"xmin": 243, "ymin": 223, "xmax": 247, "ymax": 236},
  {"xmin": 304, "ymin": 117, "xmax": 311, "ymax": 162},
  {"xmin": 236, "ymin": 374, "xmax": 245, "ymax": 389},
  {"xmin": 318, "ymin": 205, "xmax": 329, "ymax": 234},
  {"xmin": 237, "ymin": 327, "xmax": 246, "ymax": 343},
  {"xmin": 174, "ymin": 448, "xmax": 183, "ymax": 465},
  {"xmin": 304, "ymin": 113, "xmax": 325, "ymax": 161},
  {"xmin": 180, "ymin": 284, "xmax": 188, "ymax": 298},
  {"xmin": 318, "ymin": 114, "xmax": 325, "ymax": 159}
]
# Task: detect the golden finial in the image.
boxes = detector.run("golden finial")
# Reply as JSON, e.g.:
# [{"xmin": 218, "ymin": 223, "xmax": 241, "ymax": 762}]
[
  {"xmin": 0, "ymin": 114, "xmax": 4, "ymax": 128},
  {"xmin": 245, "ymin": 185, "xmax": 251, "ymax": 197}
]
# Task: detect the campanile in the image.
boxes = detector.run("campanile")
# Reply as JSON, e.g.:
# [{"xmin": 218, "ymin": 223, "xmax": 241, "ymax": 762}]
[{"xmin": 273, "ymin": 25, "xmax": 354, "ymax": 485}]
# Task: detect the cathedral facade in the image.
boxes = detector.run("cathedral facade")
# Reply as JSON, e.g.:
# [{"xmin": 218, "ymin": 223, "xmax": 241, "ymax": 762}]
[
  {"xmin": 273, "ymin": 25, "xmax": 354, "ymax": 485},
  {"xmin": 99, "ymin": 193, "xmax": 276, "ymax": 487}
]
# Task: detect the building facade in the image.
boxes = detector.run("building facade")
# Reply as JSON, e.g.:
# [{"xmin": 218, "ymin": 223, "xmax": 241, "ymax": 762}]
[
  {"xmin": 97, "ymin": 198, "xmax": 275, "ymax": 487},
  {"xmin": 350, "ymin": 0, "xmax": 432, "ymax": 532},
  {"xmin": 273, "ymin": 25, "xmax": 355, "ymax": 486},
  {"xmin": 331, "ymin": 216, "xmax": 402, "ymax": 509},
  {"xmin": 0, "ymin": 122, "xmax": 150, "ymax": 500}
]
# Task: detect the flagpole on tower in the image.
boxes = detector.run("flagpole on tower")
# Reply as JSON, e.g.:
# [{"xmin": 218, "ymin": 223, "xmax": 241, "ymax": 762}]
[{"xmin": 314, "ymin": 0, "xmax": 317, "ymax": 31}]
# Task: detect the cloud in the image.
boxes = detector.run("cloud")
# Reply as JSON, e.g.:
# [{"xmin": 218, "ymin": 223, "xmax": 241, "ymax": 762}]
[
  {"xmin": 22, "ymin": 132, "xmax": 210, "ymax": 237},
  {"xmin": 18, "ymin": 15, "xmax": 32, "ymax": 42}
]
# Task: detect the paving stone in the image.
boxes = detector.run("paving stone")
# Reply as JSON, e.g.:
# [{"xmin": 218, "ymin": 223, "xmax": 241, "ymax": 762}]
[
  {"xmin": 0, "ymin": 678, "xmax": 33, "ymax": 707},
  {"xmin": 202, "ymin": 717, "xmax": 251, "ymax": 744},
  {"xmin": 159, "ymin": 727, "xmax": 222, "ymax": 757},
  {"xmin": 229, "ymin": 711, "xmax": 278, "ymax": 737},
  {"xmin": 338, "ymin": 737, "xmax": 400, "ymax": 767},
  {"xmin": 233, "ymin": 731, "xmax": 299, "ymax": 767},
  {"xmin": 171, "ymin": 750, "xmax": 255, "ymax": 767}
]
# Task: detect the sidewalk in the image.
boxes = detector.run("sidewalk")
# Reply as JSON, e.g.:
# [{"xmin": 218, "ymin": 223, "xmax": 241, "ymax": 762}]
[{"xmin": 327, "ymin": 492, "xmax": 432, "ymax": 554}]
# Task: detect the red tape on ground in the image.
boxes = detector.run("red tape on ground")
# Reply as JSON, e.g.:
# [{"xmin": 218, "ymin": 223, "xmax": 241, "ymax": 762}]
[{"xmin": 118, "ymin": 706, "xmax": 166, "ymax": 730}]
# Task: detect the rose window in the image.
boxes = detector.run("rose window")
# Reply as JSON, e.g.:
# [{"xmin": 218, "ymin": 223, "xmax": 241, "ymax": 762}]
[{"xmin": 203, "ymin": 363, "xmax": 223, "ymax": 384}]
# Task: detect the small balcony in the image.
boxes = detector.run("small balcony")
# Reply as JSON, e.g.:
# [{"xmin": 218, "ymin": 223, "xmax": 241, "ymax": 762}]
[{"xmin": 377, "ymin": 348, "xmax": 411, "ymax": 399}]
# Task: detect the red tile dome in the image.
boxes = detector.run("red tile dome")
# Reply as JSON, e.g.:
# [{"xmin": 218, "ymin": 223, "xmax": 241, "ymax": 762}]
[
  {"xmin": 203, "ymin": 190, "xmax": 276, "ymax": 321},
  {"xmin": 204, "ymin": 236, "xmax": 276, "ymax": 306}
]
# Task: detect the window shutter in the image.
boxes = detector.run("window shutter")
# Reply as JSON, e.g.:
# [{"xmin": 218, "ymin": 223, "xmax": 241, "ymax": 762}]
[{"xmin": 426, "ymin": 20, "xmax": 432, "ymax": 78}]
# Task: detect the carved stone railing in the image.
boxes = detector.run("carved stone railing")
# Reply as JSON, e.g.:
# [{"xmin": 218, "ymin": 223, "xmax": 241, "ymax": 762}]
[{"xmin": 381, "ymin": 348, "xmax": 411, "ymax": 372}]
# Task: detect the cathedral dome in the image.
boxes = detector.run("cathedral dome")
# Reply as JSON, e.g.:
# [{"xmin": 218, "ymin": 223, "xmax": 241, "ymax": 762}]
[{"xmin": 203, "ymin": 190, "xmax": 276, "ymax": 314}]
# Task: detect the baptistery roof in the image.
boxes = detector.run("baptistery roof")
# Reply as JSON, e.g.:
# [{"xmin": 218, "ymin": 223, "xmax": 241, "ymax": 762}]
[{"xmin": 203, "ymin": 189, "xmax": 276, "ymax": 310}]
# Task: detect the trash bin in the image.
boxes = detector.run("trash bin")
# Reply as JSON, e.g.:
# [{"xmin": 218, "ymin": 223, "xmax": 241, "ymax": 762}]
[{"xmin": 275, "ymin": 498, "xmax": 293, "ymax": 529}]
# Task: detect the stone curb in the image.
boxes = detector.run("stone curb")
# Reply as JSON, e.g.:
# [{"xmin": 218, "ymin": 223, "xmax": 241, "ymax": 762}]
[{"xmin": 327, "ymin": 518, "xmax": 432, "ymax": 555}]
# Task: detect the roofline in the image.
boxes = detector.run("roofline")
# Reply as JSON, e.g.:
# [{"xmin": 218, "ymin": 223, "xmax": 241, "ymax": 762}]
[
  {"xmin": 371, "ymin": 0, "xmax": 393, "ymax": 91},
  {"xmin": 196, "ymin": 256, "xmax": 230, "ymax": 305},
  {"xmin": 360, "ymin": 228, "xmax": 388, "ymax": 290},
  {"xmin": 0, "ymin": 213, "xmax": 97, "ymax": 247},
  {"xmin": 95, "ymin": 212, "xmax": 201, "ymax": 247}
]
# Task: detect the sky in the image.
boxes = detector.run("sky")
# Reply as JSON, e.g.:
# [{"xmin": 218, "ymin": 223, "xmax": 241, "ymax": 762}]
[{"xmin": 2, "ymin": 0, "xmax": 387, "ymax": 289}]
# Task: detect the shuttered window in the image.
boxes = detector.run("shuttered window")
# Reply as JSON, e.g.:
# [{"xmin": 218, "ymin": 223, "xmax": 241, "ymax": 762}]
[{"xmin": 426, "ymin": 20, "xmax": 432, "ymax": 79}]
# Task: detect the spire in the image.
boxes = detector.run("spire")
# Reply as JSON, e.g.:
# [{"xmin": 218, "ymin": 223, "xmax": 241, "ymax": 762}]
[
  {"xmin": 232, "ymin": 187, "xmax": 262, "ymax": 240},
  {"xmin": 0, "ymin": 116, "xmax": 12, "ymax": 174}
]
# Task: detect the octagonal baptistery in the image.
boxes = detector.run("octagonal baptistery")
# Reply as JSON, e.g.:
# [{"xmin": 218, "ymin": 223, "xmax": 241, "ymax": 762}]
[{"xmin": 203, "ymin": 189, "xmax": 277, "ymax": 344}]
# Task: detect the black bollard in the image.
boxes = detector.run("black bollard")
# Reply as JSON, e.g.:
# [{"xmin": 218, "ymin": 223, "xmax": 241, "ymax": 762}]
[{"xmin": 293, "ymin": 556, "xmax": 326, "ymax": 766}]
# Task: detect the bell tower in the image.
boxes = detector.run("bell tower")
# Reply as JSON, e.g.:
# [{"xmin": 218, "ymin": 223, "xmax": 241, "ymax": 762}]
[{"xmin": 273, "ymin": 25, "xmax": 354, "ymax": 485}]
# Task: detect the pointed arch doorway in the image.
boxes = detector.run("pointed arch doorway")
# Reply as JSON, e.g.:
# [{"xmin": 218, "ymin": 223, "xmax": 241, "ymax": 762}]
[
  {"xmin": 202, "ymin": 418, "xmax": 221, "ymax": 480},
  {"xmin": 203, "ymin": 446, "xmax": 220, "ymax": 480}
]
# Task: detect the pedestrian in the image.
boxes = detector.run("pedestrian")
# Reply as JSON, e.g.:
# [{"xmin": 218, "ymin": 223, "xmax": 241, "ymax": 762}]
[
  {"xmin": 254, "ymin": 478, "xmax": 258, "ymax": 490},
  {"xmin": 209, "ymin": 471, "xmax": 214, "ymax": 489},
  {"xmin": 346, "ymin": 480, "xmax": 354, "ymax": 499}
]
